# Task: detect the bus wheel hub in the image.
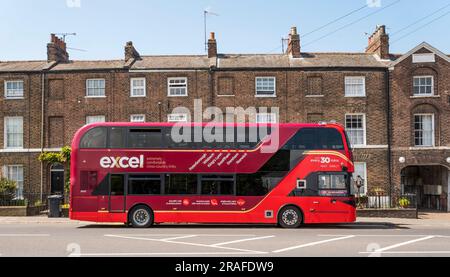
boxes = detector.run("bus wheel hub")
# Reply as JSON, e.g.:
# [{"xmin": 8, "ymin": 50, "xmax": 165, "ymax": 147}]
[
  {"xmin": 282, "ymin": 210, "xmax": 298, "ymax": 225},
  {"xmin": 134, "ymin": 210, "xmax": 149, "ymax": 224}
]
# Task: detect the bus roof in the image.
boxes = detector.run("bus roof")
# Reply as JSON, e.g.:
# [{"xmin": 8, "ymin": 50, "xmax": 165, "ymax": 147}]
[{"xmin": 71, "ymin": 122, "xmax": 346, "ymax": 149}]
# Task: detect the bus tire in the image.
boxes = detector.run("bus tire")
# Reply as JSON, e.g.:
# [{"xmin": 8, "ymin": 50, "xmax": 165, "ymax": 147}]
[
  {"xmin": 129, "ymin": 205, "xmax": 154, "ymax": 228},
  {"xmin": 278, "ymin": 205, "xmax": 302, "ymax": 228}
]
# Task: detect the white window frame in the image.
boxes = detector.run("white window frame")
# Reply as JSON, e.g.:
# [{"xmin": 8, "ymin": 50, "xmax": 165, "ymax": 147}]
[
  {"xmin": 4, "ymin": 80, "xmax": 24, "ymax": 99},
  {"xmin": 167, "ymin": 77, "xmax": 188, "ymax": 97},
  {"xmin": 130, "ymin": 114, "xmax": 146, "ymax": 123},
  {"xmin": 345, "ymin": 113, "xmax": 366, "ymax": 147},
  {"xmin": 4, "ymin": 116, "xmax": 24, "ymax": 149},
  {"xmin": 85, "ymin": 115, "xmax": 106, "ymax": 125},
  {"xmin": 85, "ymin": 79, "xmax": 106, "ymax": 98},
  {"xmin": 345, "ymin": 76, "xmax": 366, "ymax": 97},
  {"xmin": 353, "ymin": 162, "xmax": 368, "ymax": 196},
  {"xmin": 168, "ymin": 113, "xmax": 188, "ymax": 122},
  {"xmin": 2, "ymin": 165, "xmax": 24, "ymax": 199},
  {"xmin": 256, "ymin": 113, "xmax": 277, "ymax": 124},
  {"xmin": 413, "ymin": 76, "xmax": 434, "ymax": 96},
  {"xmin": 255, "ymin": 77, "xmax": 276, "ymax": 97},
  {"xmin": 414, "ymin": 113, "xmax": 435, "ymax": 147},
  {"xmin": 130, "ymin": 78, "xmax": 146, "ymax": 97}
]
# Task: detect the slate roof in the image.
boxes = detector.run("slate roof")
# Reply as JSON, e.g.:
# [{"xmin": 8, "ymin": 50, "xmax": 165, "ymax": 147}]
[
  {"xmin": 1, "ymin": 47, "xmax": 447, "ymax": 72},
  {"xmin": 131, "ymin": 55, "xmax": 213, "ymax": 70},
  {"xmin": 0, "ymin": 60, "xmax": 55, "ymax": 72},
  {"xmin": 50, "ymin": 60, "xmax": 125, "ymax": 71}
]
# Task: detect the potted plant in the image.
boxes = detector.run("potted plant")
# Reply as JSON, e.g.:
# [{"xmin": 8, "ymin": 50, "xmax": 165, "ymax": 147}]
[
  {"xmin": 61, "ymin": 203, "xmax": 70, "ymax": 217},
  {"xmin": 0, "ymin": 177, "xmax": 17, "ymax": 204},
  {"xmin": 398, "ymin": 197, "xmax": 411, "ymax": 209},
  {"xmin": 358, "ymin": 195, "xmax": 369, "ymax": 207}
]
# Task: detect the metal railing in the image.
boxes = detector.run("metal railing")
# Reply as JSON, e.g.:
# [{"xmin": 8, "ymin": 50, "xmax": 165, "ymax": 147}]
[
  {"xmin": 356, "ymin": 193, "xmax": 417, "ymax": 209},
  {"xmin": 0, "ymin": 193, "xmax": 56, "ymax": 207}
]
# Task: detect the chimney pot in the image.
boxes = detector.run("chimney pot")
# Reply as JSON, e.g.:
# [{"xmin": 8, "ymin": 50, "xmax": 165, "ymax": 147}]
[
  {"xmin": 290, "ymin": 27, "xmax": 298, "ymax": 35},
  {"xmin": 208, "ymin": 32, "xmax": 218, "ymax": 58},
  {"xmin": 365, "ymin": 25, "xmax": 390, "ymax": 59},
  {"xmin": 125, "ymin": 41, "xmax": 140, "ymax": 61},
  {"xmin": 287, "ymin": 26, "xmax": 301, "ymax": 58},
  {"xmin": 47, "ymin": 34, "xmax": 69, "ymax": 63}
]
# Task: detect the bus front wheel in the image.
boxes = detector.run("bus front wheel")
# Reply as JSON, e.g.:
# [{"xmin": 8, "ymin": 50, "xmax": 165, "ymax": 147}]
[
  {"xmin": 129, "ymin": 205, "xmax": 154, "ymax": 228},
  {"xmin": 278, "ymin": 206, "xmax": 302, "ymax": 228}
]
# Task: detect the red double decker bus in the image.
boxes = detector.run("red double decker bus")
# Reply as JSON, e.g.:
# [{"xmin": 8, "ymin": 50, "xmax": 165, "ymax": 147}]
[{"xmin": 69, "ymin": 122, "xmax": 356, "ymax": 228}]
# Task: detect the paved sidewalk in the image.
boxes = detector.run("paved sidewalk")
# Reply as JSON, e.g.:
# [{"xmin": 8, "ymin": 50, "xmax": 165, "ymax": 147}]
[
  {"xmin": 419, "ymin": 212, "xmax": 450, "ymax": 220},
  {"xmin": 0, "ymin": 216, "xmax": 78, "ymax": 224}
]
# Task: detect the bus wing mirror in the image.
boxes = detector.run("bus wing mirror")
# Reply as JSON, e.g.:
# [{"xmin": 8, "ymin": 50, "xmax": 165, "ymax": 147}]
[{"xmin": 297, "ymin": 179, "xmax": 307, "ymax": 190}]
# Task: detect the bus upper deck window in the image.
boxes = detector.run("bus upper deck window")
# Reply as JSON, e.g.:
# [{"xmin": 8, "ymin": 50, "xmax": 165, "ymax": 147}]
[
  {"xmin": 109, "ymin": 127, "xmax": 125, "ymax": 148},
  {"xmin": 320, "ymin": 129, "xmax": 344, "ymax": 150},
  {"xmin": 128, "ymin": 129, "xmax": 162, "ymax": 148},
  {"xmin": 283, "ymin": 128, "xmax": 344, "ymax": 151},
  {"xmin": 80, "ymin": 127, "xmax": 107, "ymax": 149}
]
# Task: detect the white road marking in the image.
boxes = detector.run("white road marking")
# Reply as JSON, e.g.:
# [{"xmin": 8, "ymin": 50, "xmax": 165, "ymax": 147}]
[
  {"xmin": 272, "ymin": 235, "xmax": 355, "ymax": 253},
  {"xmin": 79, "ymin": 251, "xmax": 265, "ymax": 256},
  {"xmin": 0, "ymin": 234, "xmax": 50, "ymax": 237},
  {"xmin": 114, "ymin": 234, "xmax": 257, "ymax": 237},
  {"xmin": 319, "ymin": 234, "xmax": 443, "ymax": 237},
  {"xmin": 105, "ymin": 234, "xmax": 267, "ymax": 254},
  {"xmin": 160, "ymin": 235, "xmax": 198, "ymax": 241},
  {"xmin": 212, "ymin": 235, "xmax": 275, "ymax": 246},
  {"xmin": 359, "ymin": 251, "xmax": 450, "ymax": 255},
  {"xmin": 372, "ymin": 236, "xmax": 435, "ymax": 253}
]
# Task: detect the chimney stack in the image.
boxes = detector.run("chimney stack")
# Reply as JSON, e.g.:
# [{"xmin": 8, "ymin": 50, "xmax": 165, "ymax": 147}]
[
  {"xmin": 287, "ymin": 27, "xmax": 301, "ymax": 58},
  {"xmin": 125, "ymin": 41, "xmax": 141, "ymax": 61},
  {"xmin": 366, "ymin": 25, "xmax": 390, "ymax": 59},
  {"xmin": 47, "ymin": 34, "xmax": 69, "ymax": 63},
  {"xmin": 208, "ymin": 32, "xmax": 217, "ymax": 58}
]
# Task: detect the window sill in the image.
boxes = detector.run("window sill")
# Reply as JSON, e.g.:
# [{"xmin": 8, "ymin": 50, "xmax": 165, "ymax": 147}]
[
  {"xmin": 255, "ymin": 95, "xmax": 277, "ymax": 98},
  {"xmin": 410, "ymin": 95, "xmax": 440, "ymax": 99},
  {"xmin": 351, "ymin": 145, "xmax": 368, "ymax": 149},
  {"xmin": 2, "ymin": 148, "xmax": 24, "ymax": 151},
  {"xmin": 85, "ymin": 96, "xmax": 107, "ymax": 99},
  {"xmin": 4, "ymin": 97, "xmax": 25, "ymax": 100},
  {"xmin": 344, "ymin": 95, "xmax": 366, "ymax": 98},
  {"xmin": 410, "ymin": 146, "xmax": 436, "ymax": 149},
  {"xmin": 130, "ymin": 95, "xmax": 147, "ymax": 98},
  {"xmin": 167, "ymin": 95, "xmax": 188, "ymax": 97},
  {"xmin": 217, "ymin": 95, "xmax": 235, "ymax": 97},
  {"xmin": 305, "ymin": 95, "xmax": 324, "ymax": 98}
]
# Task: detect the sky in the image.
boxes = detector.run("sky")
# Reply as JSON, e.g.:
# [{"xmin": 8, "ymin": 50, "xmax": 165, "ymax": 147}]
[{"xmin": 1, "ymin": 0, "xmax": 449, "ymax": 61}]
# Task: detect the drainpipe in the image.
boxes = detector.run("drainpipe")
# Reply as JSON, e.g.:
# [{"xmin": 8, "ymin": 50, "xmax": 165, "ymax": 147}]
[
  {"xmin": 285, "ymin": 71, "xmax": 288, "ymax": 123},
  {"xmin": 27, "ymin": 75, "xmax": 32, "ymax": 198},
  {"xmin": 209, "ymin": 68, "xmax": 214, "ymax": 108},
  {"xmin": 386, "ymin": 69, "xmax": 393, "ymax": 206},
  {"xmin": 40, "ymin": 73, "xmax": 45, "ymax": 201}
]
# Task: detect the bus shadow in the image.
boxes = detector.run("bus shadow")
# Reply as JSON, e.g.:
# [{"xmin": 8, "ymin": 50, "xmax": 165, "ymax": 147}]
[
  {"xmin": 302, "ymin": 222, "xmax": 409, "ymax": 230},
  {"xmin": 77, "ymin": 222, "xmax": 407, "ymax": 230}
]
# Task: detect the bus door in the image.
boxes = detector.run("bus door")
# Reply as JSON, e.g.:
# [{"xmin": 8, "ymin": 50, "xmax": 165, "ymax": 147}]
[
  {"xmin": 315, "ymin": 173, "xmax": 350, "ymax": 222},
  {"xmin": 109, "ymin": 174, "xmax": 126, "ymax": 213}
]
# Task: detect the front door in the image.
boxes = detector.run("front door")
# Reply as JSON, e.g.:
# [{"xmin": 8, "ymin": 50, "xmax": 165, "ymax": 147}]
[
  {"xmin": 50, "ymin": 164, "xmax": 65, "ymax": 194},
  {"xmin": 110, "ymin": 174, "xmax": 126, "ymax": 212}
]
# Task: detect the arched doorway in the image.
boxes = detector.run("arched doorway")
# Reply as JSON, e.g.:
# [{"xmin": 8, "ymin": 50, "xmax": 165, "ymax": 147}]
[
  {"xmin": 50, "ymin": 163, "xmax": 65, "ymax": 195},
  {"xmin": 401, "ymin": 165, "xmax": 449, "ymax": 211}
]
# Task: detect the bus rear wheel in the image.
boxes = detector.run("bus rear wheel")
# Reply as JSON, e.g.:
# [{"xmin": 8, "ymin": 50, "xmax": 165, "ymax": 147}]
[
  {"xmin": 129, "ymin": 205, "xmax": 154, "ymax": 228},
  {"xmin": 278, "ymin": 206, "xmax": 302, "ymax": 228}
]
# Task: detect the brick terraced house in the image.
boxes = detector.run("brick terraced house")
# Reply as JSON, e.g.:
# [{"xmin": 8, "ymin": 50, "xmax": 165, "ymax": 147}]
[{"xmin": 0, "ymin": 26, "xmax": 449, "ymax": 211}]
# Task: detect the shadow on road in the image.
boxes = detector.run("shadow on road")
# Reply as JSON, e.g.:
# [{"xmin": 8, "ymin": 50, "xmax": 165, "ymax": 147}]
[{"xmin": 77, "ymin": 222, "xmax": 407, "ymax": 230}]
